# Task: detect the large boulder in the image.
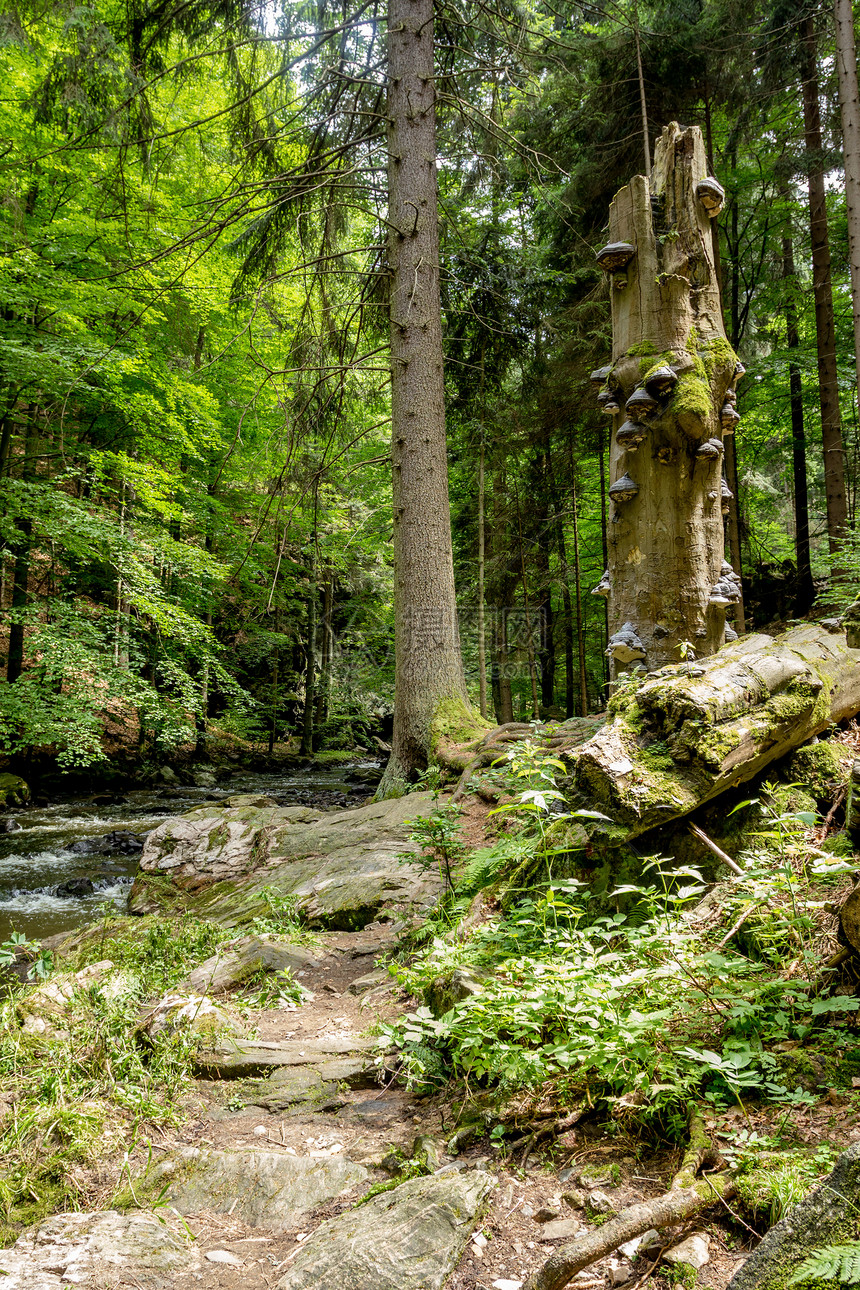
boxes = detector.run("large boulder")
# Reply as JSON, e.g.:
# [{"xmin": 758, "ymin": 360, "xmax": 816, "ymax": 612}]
[
  {"xmin": 0, "ymin": 774, "xmax": 29, "ymax": 811},
  {"xmin": 0, "ymin": 1209, "xmax": 201, "ymax": 1287},
  {"xmin": 129, "ymin": 793, "xmax": 440, "ymax": 930},
  {"xmin": 178, "ymin": 935, "xmax": 329, "ymax": 995},
  {"xmin": 155, "ymin": 1147, "xmax": 368, "ymax": 1229},
  {"xmin": 728, "ymin": 1143, "xmax": 860, "ymax": 1290},
  {"xmin": 276, "ymin": 1169, "xmax": 495, "ymax": 1290}
]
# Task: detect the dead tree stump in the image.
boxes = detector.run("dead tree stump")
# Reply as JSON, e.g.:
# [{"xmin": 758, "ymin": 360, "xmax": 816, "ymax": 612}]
[{"xmin": 591, "ymin": 122, "xmax": 742, "ymax": 680}]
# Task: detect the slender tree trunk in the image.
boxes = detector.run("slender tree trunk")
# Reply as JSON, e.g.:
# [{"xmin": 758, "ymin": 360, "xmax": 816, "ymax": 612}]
[
  {"xmin": 598, "ymin": 429, "xmax": 609, "ymax": 690},
  {"xmin": 477, "ymin": 437, "xmax": 487, "ymax": 718},
  {"xmin": 570, "ymin": 476, "xmax": 589, "ymax": 716},
  {"xmin": 835, "ymin": 0, "xmax": 860, "ymax": 411},
  {"xmin": 632, "ymin": 0, "xmax": 650, "ymax": 179},
  {"xmin": 300, "ymin": 520, "xmax": 318, "ymax": 757},
  {"xmin": 491, "ymin": 468, "xmax": 514, "ymax": 724},
  {"xmin": 315, "ymin": 576, "xmax": 333, "ymax": 726},
  {"xmin": 380, "ymin": 0, "xmax": 472, "ymax": 791},
  {"xmin": 782, "ymin": 225, "xmax": 816, "ymax": 613},
  {"xmin": 800, "ymin": 15, "xmax": 849, "ymax": 554},
  {"xmin": 550, "ymin": 483, "xmax": 575, "ymax": 719},
  {"xmin": 7, "ymin": 406, "xmax": 37, "ymax": 684},
  {"xmin": 514, "ymin": 484, "xmax": 540, "ymax": 718},
  {"xmin": 725, "ymin": 174, "xmax": 747, "ymax": 633}
]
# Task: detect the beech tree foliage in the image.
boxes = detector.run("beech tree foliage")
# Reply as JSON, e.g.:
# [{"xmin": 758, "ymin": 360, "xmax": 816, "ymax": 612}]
[{"xmin": 0, "ymin": 0, "xmax": 857, "ymax": 772}]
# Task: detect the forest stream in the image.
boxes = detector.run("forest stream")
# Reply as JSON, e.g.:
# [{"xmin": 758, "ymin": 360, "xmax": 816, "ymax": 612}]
[{"xmin": 0, "ymin": 763, "xmax": 378, "ymax": 943}]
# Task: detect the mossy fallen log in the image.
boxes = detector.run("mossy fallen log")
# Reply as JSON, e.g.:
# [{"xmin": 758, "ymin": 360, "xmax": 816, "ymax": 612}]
[{"xmin": 565, "ymin": 623, "xmax": 860, "ymax": 843}]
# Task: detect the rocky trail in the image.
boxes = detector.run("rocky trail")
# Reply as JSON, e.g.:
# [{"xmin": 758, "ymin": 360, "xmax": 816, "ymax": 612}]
[{"xmin": 0, "ymin": 919, "xmax": 769, "ymax": 1290}]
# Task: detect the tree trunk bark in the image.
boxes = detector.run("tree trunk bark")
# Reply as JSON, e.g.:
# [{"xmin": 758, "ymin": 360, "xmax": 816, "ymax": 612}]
[
  {"xmin": 570, "ymin": 476, "xmax": 589, "ymax": 716},
  {"xmin": 782, "ymin": 226, "xmax": 815, "ymax": 613},
  {"xmin": 594, "ymin": 123, "xmax": 738, "ymax": 680},
  {"xmin": 800, "ymin": 15, "xmax": 849, "ymax": 554},
  {"xmin": 835, "ymin": 0, "xmax": 860, "ymax": 411},
  {"xmin": 477, "ymin": 437, "xmax": 487, "ymax": 718},
  {"xmin": 300, "ymin": 534, "xmax": 317, "ymax": 758},
  {"xmin": 315, "ymin": 575, "xmax": 333, "ymax": 726},
  {"xmin": 379, "ymin": 0, "xmax": 474, "ymax": 791},
  {"xmin": 571, "ymin": 623, "xmax": 860, "ymax": 843},
  {"xmin": 7, "ymin": 405, "xmax": 37, "ymax": 684}
]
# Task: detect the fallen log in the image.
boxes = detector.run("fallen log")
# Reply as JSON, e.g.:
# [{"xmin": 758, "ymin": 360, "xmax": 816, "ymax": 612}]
[{"xmin": 565, "ymin": 623, "xmax": 860, "ymax": 843}]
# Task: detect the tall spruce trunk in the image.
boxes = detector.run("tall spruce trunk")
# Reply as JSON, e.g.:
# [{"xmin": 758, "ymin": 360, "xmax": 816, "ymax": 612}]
[
  {"xmin": 800, "ymin": 15, "xmax": 849, "ymax": 553},
  {"xmin": 594, "ymin": 123, "xmax": 739, "ymax": 681},
  {"xmin": 379, "ymin": 0, "xmax": 472, "ymax": 792},
  {"xmin": 835, "ymin": 0, "xmax": 860, "ymax": 409}
]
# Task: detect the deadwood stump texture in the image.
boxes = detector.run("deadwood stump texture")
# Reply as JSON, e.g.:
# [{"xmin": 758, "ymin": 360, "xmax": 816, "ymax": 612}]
[{"xmin": 594, "ymin": 122, "xmax": 740, "ymax": 680}]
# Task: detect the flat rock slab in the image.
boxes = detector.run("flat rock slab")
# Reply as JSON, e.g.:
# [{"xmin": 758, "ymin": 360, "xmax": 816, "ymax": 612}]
[
  {"xmin": 129, "ymin": 793, "xmax": 440, "ymax": 930},
  {"xmin": 180, "ymin": 937, "xmax": 328, "ymax": 995},
  {"xmin": 248, "ymin": 1057, "xmax": 377, "ymax": 1112},
  {"xmin": 277, "ymin": 1169, "xmax": 494, "ymax": 1290},
  {"xmin": 728, "ymin": 1143, "xmax": 860, "ymax": 1290},
  {"xmin": 157, "ymin": 1147, "xmax": 369, "ymax": 1229},
  {"xmin": 194, "ymin": 1034, "xmax": 381, "ymax": 1078},
  {"xmin": 0, "ymin": 1209, "xmax": 201, "ymax": 1288}
]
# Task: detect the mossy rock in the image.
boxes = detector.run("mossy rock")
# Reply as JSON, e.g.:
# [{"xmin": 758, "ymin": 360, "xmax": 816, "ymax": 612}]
[
  {"xmin": 786, "ymin": 741, "xmax": 844, "ymax": 803},
  {"xmin": 0, "ymin": 774, "xmax": 29, "ymax": 810},
  {"xmin": 727, "ymin": 1143, "xmax": 860, "ymax": 1290}
]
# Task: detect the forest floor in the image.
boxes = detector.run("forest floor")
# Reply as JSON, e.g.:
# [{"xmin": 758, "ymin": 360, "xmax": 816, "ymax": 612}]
[{"xmin": 101, "ymin": 917, "xmax": 860, "ymax": 1290}]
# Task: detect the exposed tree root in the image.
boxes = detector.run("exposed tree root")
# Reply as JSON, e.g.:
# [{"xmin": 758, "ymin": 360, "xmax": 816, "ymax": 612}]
[
  {"xmin": 521, "ymin": 1173, "xmax": 737, "ymax": 1290},
  {"xmin": 522, "ymin": 1108, "xmax": 735, "ymax": 1290},
  {"xmin": 507, "ymin": 1109, "xmax": 584, "ymax": 1170}
]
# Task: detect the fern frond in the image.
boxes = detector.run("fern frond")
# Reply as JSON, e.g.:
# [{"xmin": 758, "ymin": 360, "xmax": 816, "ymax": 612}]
[{"xmin": 788, "ymin": 1242, "xmax": 860, "ymax": 1286}]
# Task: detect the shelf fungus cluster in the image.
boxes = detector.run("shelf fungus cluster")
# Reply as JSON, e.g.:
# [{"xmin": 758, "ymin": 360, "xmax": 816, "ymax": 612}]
[
  {"xmin": 709, "ymin": 562, "xmax": 743, "ymax": 609},
  {"xmin": 606, "ymin": 622, "xmax": 646, "ymax": 665},
  {"xmin": 596, "ymin": 241, "xmax": 635, "ymax": 288},
  {"xmin": 594, "ymin": 122, "xmax": 746, "ymax": 679}
]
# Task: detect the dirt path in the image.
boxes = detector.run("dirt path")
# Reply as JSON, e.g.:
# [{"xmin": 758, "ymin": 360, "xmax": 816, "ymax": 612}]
[{"xmin": 148, "ymin": 923, "xmax": 759, "ymax": 1290}]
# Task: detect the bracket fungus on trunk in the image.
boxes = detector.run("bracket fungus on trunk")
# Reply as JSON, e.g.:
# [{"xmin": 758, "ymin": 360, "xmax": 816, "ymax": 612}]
[
  {"xmin": 598, "ymin": 122, "xmax": 744, "ymax": 680},
  {"xmin": 626, "ymin": 388, "xmax": 659, "ymax": 420},
  {"xmin": 616, "ymin": 421, "xmax": 647, "ymax": 451},
  {"xmin": 609, "ymin": 472, "xmax": 639, "ymax": 504},
  {"xmin": 696, "ymin": 176, "xmax": 726, "ymax": 217}
]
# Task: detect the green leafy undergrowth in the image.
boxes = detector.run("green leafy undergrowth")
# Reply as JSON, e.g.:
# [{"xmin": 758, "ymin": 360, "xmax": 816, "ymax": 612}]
[
  {"xmin": 0, "ymin": 915, "xmax": 236, "ymax": 1243},
  {"xmin": 383, "ymin": 749, "xmax": 858, "ymax": 1133}
]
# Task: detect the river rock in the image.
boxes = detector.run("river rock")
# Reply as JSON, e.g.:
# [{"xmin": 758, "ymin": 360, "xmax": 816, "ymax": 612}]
[
  {"xmin": 179, "ymin": 936, "xmax": 327, "ymax": 995},
  {"xmin": 156, "ymin": 1147, "xmax": 368, "ymax": 1228},
  {"xmin": 68, "ymin": 830, "xmax": 144, "ymax": 856},
  {"xmin": 0, "ymin": 1209, "xmax": 202, "ymax": 1287},
  {"xmin": 276, "ymin": 1169, "xmax": 494, "ymax": 1290},
  {"xmin": 727, "ymin": 1143, "xmax": 860, "ymax": 1290},
  {"xmin": 0, "ymin": 774, "xmax": 29, "ymax": 811},
  {"xmin": 129, "ymin": 793, "xmax": 440, "ymax": 930},
  {"xmin": 664, "ymin": 1233, "xmax": 710, "ymax": 1271},
  {"xmin": 55, "ymin": 877, "xmax": 95, "ymax": 897}
]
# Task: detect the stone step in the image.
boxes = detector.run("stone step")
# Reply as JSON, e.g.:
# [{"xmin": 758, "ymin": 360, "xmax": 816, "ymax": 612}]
[{"xmin": 194, "ymin": 1034, "xmax": 382, "ymax": 1079}]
